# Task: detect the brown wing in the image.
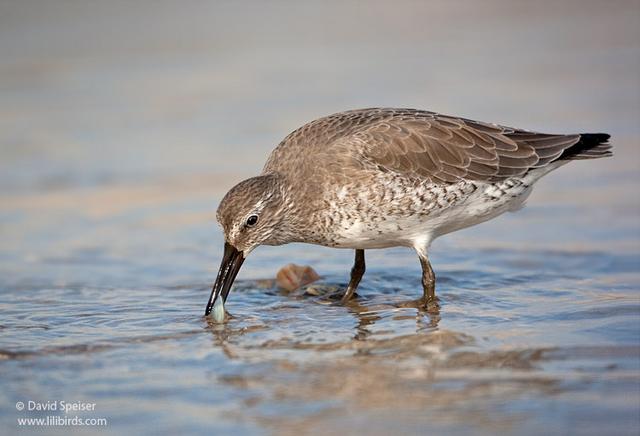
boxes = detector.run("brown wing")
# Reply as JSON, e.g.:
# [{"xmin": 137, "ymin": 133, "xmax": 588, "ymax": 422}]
[{"xmin": 343, "ymin": 109, "xmax": 581, "ymax": 183}]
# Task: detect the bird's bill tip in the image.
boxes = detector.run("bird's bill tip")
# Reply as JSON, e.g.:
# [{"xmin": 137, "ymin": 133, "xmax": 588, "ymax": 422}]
[{"xmin": 205, "ymin": 242, "xmax": 245, "ymax": 316}]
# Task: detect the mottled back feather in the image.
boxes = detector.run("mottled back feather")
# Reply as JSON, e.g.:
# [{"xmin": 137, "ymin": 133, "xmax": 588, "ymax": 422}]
[{"xmin": 263, "ymin": 108, "xmax": 611, "ymax": 184}]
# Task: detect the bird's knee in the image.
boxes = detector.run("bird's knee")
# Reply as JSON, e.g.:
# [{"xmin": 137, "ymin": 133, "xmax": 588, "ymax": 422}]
[{"xmin": 351, "ymin": 264, "xmax": 365, "ymax": 276}]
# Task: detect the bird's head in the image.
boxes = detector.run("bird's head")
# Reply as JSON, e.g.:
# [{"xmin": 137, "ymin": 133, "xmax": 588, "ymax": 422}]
[{"xmin": 205, "ymin": 173, "xmax": 288, "ymax": 315}]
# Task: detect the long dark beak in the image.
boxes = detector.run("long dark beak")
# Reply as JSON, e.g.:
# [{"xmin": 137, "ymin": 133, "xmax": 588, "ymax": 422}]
[{"xmin": 205, "ymin": 242, "xmax": 245, "ymax": 316}]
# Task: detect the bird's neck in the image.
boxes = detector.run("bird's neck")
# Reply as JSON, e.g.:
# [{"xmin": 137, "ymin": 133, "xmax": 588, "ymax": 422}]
[{"xmin": 260, "ymin": 174, "xmax": 324, "ymax": 246}]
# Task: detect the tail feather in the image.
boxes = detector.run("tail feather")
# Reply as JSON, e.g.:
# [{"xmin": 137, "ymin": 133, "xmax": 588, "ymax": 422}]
[{"xmin": 559, "ymin": 133, "xmax": 612, "ymax": 161}]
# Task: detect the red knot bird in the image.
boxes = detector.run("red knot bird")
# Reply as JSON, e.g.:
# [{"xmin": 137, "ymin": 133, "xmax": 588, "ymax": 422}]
[{"xmin": 205, "ymin": 108, "xmax": 611, "ymax": 316}]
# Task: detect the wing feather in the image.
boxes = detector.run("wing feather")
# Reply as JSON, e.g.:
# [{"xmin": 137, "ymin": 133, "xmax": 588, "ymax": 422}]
[
  {"xmin": 340, "ymin": 109, "xmax": 584, "ymax": 183},
  {"xmin": 264, "ymin": 108, "xmax": 594, "ymax": 183}
]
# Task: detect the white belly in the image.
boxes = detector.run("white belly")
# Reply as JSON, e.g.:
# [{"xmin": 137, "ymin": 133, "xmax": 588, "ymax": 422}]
[{"xmin": 330, "ymin": 176, "xmax": 537, "ymax": 250}]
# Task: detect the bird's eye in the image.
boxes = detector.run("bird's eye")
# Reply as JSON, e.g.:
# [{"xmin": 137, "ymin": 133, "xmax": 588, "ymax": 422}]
[{"xmin": 246, "ymin": 215, "xmax": 259, "ymax": 227}]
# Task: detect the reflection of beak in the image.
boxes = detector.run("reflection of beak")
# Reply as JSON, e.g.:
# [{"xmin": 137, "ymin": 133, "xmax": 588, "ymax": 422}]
[{"xmin": 205, "ymin": 242, "xmax": 245, "ymax": 316}]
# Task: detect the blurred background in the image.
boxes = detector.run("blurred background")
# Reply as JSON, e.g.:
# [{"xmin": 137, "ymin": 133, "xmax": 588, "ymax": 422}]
[
  {"xmin": 1, "ymin": 0, "xmax": 639, "ymax": 280},
  {"xmin": 1, "ymin": 1, "xmax": 639, "ymax": 435},
  {"xmin": 1, "ymin": 0, "xmax": 638, "ymax": 287}
]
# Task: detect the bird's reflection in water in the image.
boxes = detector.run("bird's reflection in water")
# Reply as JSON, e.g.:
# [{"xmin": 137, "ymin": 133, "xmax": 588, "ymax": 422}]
[
  {"xmin": 344, "ymin": 293, "xmax": 441, "ymax": 341},
  {"xmin": 203, "ymin": 318, "xmax": 239, "ymax": 359},
  {"xmin": 343, "ymin": 297, "xmax": 382, "ymax": 341},
  {"xmin": 200, "ymin": 281, "xmax": 583, "ymax": 434},
  {"xmin": 203, "ymin": 279, "xmax": 443, "ymax": 356}
]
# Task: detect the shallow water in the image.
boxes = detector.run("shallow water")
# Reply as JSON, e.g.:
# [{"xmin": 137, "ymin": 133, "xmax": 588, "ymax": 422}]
[{"xmin": 1, "ymin": 1, "xmax": 640, "ymax": 435}]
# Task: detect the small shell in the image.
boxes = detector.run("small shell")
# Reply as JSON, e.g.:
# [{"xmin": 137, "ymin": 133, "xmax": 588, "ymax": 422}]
[{"xmin": 276, "ymin": 264, "xmax": 320, "ymax": 292}]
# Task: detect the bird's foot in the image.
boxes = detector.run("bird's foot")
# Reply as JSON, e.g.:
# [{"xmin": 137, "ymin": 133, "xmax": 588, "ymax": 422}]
[
  {"xmin": 341, "ymin": 291, "xmax": 359, "ymax": 303},
  {"xmin": 422, "ymin": 296, "xmax": 440, "ymax": 314}
]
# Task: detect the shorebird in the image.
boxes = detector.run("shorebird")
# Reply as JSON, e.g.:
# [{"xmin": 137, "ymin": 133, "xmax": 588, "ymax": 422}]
[{"xmin": 205, "ymin": 108, "xmax": 611, "ymax": 316}]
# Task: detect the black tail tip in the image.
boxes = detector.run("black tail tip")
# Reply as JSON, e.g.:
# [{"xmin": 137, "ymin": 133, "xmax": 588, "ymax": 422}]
[
  {"xmin": 579, "ymin": 133, "xmax": 611, "ymax": 145},
  {"xmin": 563, "ymin": 132, "xmax": 613, "ymax": 161}
]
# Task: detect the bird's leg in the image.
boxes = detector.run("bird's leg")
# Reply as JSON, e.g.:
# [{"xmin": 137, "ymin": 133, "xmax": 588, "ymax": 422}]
[
  {"xmin": 417, "ymin": 250, "xmax": 439, "ymax": 311},
  {"xmin": 342, "ymin": 249, "xmax": 365, "ymax": 302}
]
